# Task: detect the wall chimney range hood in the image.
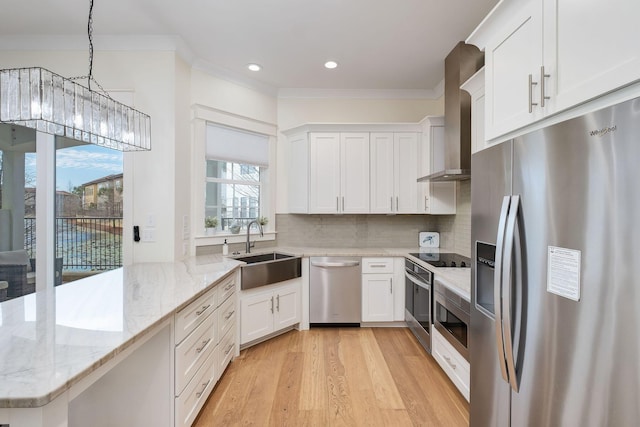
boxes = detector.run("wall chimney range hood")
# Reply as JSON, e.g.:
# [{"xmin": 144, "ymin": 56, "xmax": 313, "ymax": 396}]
[{"xmin": 418, "ymin": 42, "xmax": 483, "ymax": 182}]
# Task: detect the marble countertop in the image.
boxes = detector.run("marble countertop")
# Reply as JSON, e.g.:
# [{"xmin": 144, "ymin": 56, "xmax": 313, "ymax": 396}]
[
  {"xmin": 0, "ymin": 255, "xmax": 242, "ymax": 408},
  {"xmin": 232, "ymin": 246, "xmax": 471, "ymax": 301},
  {"xmin": 1, "ymin": 247, "xmax": 471, "ymax": 408}
]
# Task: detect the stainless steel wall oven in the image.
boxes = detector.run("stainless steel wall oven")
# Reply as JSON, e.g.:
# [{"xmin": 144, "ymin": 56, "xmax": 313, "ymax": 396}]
[{"xmin": 405, "ymin": 258, "xmax": 433, "ymax": 353}]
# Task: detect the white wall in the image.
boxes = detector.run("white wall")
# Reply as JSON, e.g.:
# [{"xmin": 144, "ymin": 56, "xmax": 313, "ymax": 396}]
[
  {"xmin": 174, "ymin": 56, "xmax": 192, "ymax": 259},
  {"xmin": 191, "ymin": 68, "xmax": 277, "ymax": 125},
  {"xmin": 0, "ymin": 50, "xmax": 179, "ymax": 263},
  {"xmin": 275, "ymin": 97, "xmax": 444, "ymax": 213}
]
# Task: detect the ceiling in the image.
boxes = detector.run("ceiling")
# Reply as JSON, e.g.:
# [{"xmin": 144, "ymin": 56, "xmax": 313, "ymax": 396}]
[{"xmin": 0, "ymin": 0, "xmax": 498, "ymax": 96}]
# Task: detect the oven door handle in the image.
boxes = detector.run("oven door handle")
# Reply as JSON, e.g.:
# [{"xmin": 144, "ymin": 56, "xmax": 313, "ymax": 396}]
[{"xmin": 405, "ymin": 271, "xmax": 430, "ymax": 291}]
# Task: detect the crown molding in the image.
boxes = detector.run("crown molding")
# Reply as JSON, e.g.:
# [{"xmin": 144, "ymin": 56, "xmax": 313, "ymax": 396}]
[
  {"xmin": 277, "ymin": 86, "xmax": 443, "ymax": 100},
  {"xmin": 0, "ymin": 34, "xmax": 197, "ymax": 63},
  {"xmin": 191, "ymin": 58, "xmax": 279, "ymax": 97}
]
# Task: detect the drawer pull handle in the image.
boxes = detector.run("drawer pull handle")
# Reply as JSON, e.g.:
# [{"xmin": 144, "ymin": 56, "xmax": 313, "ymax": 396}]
[
  {"xmin": 196, "ymin": 304, "xmax": 211, "ymax": 316},
  {"xmin": 224, "ymin": 310, "xmax": 235, "ymax": 320},
  {"xmin": 225, "ymin": 344, "xmax": 234, "ymax": 355},
  {"xmin": 443, "ymin": 355, "xmax": 457, "ymax": 370},
  {"xmin": 224, "ymin": 283, "xmax": 234, "ymax": 291},
  {"xmin": 196, "ymin": 379, "xmax": 211, "ymax": 398},
  {"xmin": 196, "ymin": 338, "xmax": 211, "ymax": 353},
  {"xmin": 370, "ymin": 264, "xmax": 387, "ymax": 268}
]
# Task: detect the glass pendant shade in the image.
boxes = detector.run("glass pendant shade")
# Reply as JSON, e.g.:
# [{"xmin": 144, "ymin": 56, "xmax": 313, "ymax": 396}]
[{"xmin": 0, "ymin": 67, "xmax": 150, "ymax": 151}]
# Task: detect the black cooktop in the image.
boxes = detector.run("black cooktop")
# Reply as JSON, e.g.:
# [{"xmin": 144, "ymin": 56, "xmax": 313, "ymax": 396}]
[{"xmin": 409, "ymin": 252, "xmax": 471, "ymax": 268}]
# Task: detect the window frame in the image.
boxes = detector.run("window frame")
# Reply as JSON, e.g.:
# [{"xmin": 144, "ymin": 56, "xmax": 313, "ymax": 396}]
[{"xmin": 191, "ymin": 106, "xmax": 277, "ymax": 250}]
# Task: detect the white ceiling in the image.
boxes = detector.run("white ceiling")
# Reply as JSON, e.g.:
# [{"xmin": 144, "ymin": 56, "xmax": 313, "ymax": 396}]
[{"xmin": 0, "ymin": 0, "xmax": 498, "ymax": 96}]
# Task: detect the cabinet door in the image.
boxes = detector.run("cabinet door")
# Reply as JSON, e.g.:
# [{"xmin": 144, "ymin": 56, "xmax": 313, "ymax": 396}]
[
  {"xmin": 394, "ymin": 133, "xmax": 419, "ymax": 213},
  {"xmin": 288, "ymin": 133, "xmax": 309, "ymax": 213},
  {"xmin": 369, "ymin": 133, "xmax": 395, "ymax": 213},
  {"xmin": 340, "ymin": 133, "xmax": 370, "ymax": 213},
  {"xmin": 362, "ymin": 274, "xmax": 394, "ymax": 322},
  {"xmin": 544, "ymin": 0, "xmax": 640, "ymax": 113},
  {"xmin": 309, "ymin": 133, "xmax": 340, "ymax": 213},
  {"xmin": 240, "ymin": 291, "xmax": 274, "ymax": 344},
  {"xmin": 274, "ymin": 283, "xmax": 300, "ymax": 330},
  {"xmin": 485, "ymin": 0, "xmax": 544, "ymax": 140}
]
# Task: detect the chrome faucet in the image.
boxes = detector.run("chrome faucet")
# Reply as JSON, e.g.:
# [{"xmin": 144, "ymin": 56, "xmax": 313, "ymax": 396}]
[{"xmin": 245, "ymin": 220, "xmax": 264, "ymax": 253}]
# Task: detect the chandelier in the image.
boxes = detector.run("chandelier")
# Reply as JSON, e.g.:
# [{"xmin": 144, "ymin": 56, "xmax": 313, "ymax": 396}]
[{"xmin": 0, "ymin": 0, "xmax": 151, "ymax": 151}]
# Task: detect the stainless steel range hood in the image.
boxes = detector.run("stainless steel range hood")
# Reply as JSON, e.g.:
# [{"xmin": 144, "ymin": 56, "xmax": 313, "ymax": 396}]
[{"xmin": 418, "ymin": 42, "xmax": 483, "ymax": 182}]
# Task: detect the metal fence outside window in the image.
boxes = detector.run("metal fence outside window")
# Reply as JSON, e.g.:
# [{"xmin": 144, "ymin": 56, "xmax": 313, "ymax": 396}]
[{"xmin": 24, "ymin": 217, "xmax": 123, "ymax": 271}]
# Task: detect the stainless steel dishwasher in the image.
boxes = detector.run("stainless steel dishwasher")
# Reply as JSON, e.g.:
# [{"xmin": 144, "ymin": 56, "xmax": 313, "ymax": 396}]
[{"xmin": 309, "ymin": 256, "xmax": 361, "ymax": 326}]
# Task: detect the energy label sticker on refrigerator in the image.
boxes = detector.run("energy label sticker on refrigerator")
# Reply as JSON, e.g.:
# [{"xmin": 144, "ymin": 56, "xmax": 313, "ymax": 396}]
[{"xmin": 547, "ymin": 246, "xmax": 581, "ymax": 301}]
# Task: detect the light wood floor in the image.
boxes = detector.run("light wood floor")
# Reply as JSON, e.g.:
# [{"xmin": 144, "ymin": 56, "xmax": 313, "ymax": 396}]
[{"xmin": 194, "ymin": 327, "xmax": 469, "ymax": 427}]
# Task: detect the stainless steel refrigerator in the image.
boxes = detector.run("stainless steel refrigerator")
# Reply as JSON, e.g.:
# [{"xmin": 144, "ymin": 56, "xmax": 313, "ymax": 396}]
[{"xmin": 470, "ymin": 96, "xmax": 640, "ymax": 426}]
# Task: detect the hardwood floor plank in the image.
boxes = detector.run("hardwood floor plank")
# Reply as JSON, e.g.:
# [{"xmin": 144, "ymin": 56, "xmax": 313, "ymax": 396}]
[
  {"xmin": 194, "ymin": 328, "xmax": 470, "ymax": 427},
  {"xmin": 299, "ymin": 328, "xmax": 327, "ymax": 411},
  {"xmin": 269, "ymin": 351, "xmax": 304, "ymax": 426},
  {"xmin": 358, "ymin": 327, "xmax": 405, "ymax": 410},
  {"xmin": 322, "ymin": 328, "xmax": 357, "ymax": 426}
]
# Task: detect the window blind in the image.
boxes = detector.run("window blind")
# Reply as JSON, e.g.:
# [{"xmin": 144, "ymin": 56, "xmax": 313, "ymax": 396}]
[{"xmin": 205, "ymin": 123, "xmax": 269, "ymax": 167}]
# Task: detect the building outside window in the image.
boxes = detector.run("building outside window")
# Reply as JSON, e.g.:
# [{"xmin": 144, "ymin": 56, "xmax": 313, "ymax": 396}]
[
  {"xmin": 204, "ymin": 123, "xmax": 269, "ymax": 234},
  {"xmin": 0, "ymin": 124, "xmax": 125, "ymax": 302}
]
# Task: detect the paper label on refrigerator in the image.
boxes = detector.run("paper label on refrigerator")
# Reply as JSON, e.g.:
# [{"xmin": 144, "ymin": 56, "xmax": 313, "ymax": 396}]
[{"xmin": 547, "ymin": 246, "xmax": 581, "ymax": 301}]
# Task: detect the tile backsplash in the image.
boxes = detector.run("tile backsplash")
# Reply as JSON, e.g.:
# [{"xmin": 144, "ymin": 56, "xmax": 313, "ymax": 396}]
[
  {"xmin": 197, "ymin": 181, "xmax": 472, "ymax": 257},
  {"xmin": 275, "ymin": 180, "xmax": 472, "ymax": 257}
]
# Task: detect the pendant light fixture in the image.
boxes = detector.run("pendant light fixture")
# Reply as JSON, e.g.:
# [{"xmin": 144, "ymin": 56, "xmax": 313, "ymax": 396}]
[{"xmin": 0, "ymin": 0, "xmax": 151, "ymax": 151}]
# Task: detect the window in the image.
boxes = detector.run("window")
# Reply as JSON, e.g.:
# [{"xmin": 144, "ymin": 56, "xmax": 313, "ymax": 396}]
[
  {"xmin": 205, "ymin": 160, "xmax": 262, "ymax": 232},
  {"xmin": 0, "ymin": 124, "xmax": 124, "ymax": 302},
  {"xmin": 204, "ymin": 123, "xmax": 269, "ymax": 234}
]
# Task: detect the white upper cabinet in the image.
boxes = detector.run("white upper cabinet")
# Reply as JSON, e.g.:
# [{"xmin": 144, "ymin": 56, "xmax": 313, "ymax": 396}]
[
  {"xmin": 284, "ymin": 124, "xmax": 429, "ymax": 215},
  {"xmin": 461, "ymin": 68, "xmax": 487, "ymax": 154},
  {"xmin": 471, "ymin": 0, "xmax": 640, "ymax": 141},
  {"xmin": 418, "ymin": 117, "xmax": 457, "ymax": 215},
  {"xmin": 308, "ymin": 132, "xmax": 369, "ymax": 214},
  {"xmin": 370, "ymin": 132, "xmax": 420, "ymax": 214},
  {"xmin": 484, "ymin": 0, "xmax": 544, "ymax": 140},
  {"xmin": 309, "ymin": 133, "xmax": 342, "ymax": 213},
  {"xmin": 288, "ymin": 132, "xmax": 309, "ymax": 213},
  {"xmin": 340, "ymin": 133, "xmax": 370, "ymax": 213},
  {"xmin": 369, "ymin": 133, "xmax": 396, "ymax": 213},
  {"xmin": 544, "ymin": 0, "xmax": 640, "ymax": 113},
  {"xmin": 394, "ymin": 133, "xmax": 420, "ymax": 213}
]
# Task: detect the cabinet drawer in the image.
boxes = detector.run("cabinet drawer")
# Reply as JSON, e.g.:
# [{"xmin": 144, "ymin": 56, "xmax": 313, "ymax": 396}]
[
  {"xmin": 175, "ymin": 311, "xmax": 217, "ymax": 396},
  {"xmin": 217, "ymin": 327, "xmax": 236, "ymax": 375},
  {"xmin": 175, "ymin": 350, "xmax": 216, "ymax": 427},
  {"xmin": 432, "ymin": 328, "xmax": 470, "ymax": 401},
  {"xmin": 217, "ymin": 294, "xmax": 236, "ymax": 341},
  {"xmin": 362, "ymin": 257, "xmax": 394, "ymax": 274},
  {"xmin": 217, "ymin": 274, "xmax": 236, "ymax": 305},
  {"xmin": 176, "ymin": 287, "xmax": 217, "ymax": 344}
]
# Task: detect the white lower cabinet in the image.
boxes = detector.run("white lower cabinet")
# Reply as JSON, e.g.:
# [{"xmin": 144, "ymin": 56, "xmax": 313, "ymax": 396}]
[
  {"xmin": 240, "ymin": 280, "xmax": 301, "ymax": 345},
  {"xmin": 174, "ymin": 272, "xmax": 237, "ymax": 427},
  {"xmin": 432, "ymin": 327, "xmax": 470, "ymax": 401},
  {"xmin": 361, "ymin": 258, "xmax": 405, "ymax": 322}
]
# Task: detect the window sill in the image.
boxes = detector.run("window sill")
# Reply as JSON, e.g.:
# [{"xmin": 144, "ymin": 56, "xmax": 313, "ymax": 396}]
[{"xmin": 194, "ymin": 231, "xmax": 276, "ymax": 246}]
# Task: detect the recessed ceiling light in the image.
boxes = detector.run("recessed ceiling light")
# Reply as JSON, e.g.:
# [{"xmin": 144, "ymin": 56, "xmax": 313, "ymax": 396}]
[
  {"xmin": 324, "ymin": 61, "xmax": 338, "ymax": 69},
  {"xmin": 247, "ymin": 63, "xmax": 261, "ymax": 71}
]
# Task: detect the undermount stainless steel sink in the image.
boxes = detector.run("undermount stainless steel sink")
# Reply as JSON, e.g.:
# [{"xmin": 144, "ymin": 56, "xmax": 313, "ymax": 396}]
[{"xmin": 234, "ymin": 252, "xmax": 302, "ymax": 290}]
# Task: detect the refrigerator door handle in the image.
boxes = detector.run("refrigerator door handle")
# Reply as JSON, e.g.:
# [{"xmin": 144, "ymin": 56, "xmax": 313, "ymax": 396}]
[
  {"xmin": 494, "ymin": 196, "xmax": 511, "ymax": 383},
  {"xmin": 502, "ymin": 195, "xmax": 521, "ymax": 392}
]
